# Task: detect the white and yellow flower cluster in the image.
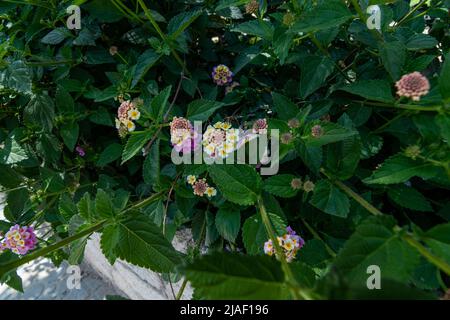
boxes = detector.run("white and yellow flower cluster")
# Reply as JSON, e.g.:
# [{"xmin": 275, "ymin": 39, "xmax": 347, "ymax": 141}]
[{"xmin": 202, "ymin": 122, "xmax": 240, "ymax": 159}]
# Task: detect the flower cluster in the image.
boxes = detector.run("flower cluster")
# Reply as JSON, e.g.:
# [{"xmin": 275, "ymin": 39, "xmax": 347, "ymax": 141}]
[
  {"xmin": 395, "ymin": 72, "xmax": 430, "ymax": 101},
  {"xmin": 203, "ymin": 122, "xmax": 240, "ymax": 158},
  {"xmin": 170, "ymin": 117, "xmax": 201, "ymax": 153},
  {"xmin": 264, "ymin": 226, "xmax": 305, "ymax": 262},
  {"xmin": 311, "ymin": 124, "xmax": 324, "ymax": 138},
  {"xmin": 212, "ymin": 64, "xmax": 233, "ymax": 86},
  {"xmin": 115, "ymin": 100, "xmax": 141, "ymax": 136},
  {"xmin": 187, "ymin": 175, "xmax": 217, "ymax": 198},
  {"xmin": 0, "ymin": 225, "xmax": 37, "ymax": 255},
  {"xmin": 252, "ymin": 118, "xmax": 268, "ymax": 134}
]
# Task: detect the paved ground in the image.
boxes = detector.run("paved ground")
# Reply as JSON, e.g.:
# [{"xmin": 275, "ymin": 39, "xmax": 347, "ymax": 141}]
[
  {"xmin": 0, "ymin": 193, "xmax": 125, "ymax": 300},
  {"xmin": 0, "ymin": 258, "xmax": 124, "ymax": 300}
]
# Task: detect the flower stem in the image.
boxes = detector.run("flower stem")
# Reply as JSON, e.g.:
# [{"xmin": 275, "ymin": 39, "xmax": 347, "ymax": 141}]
[
  {"xmin": 257, "ymin": 197, "xmax": 313, "ymax": 300},
  {"xmin": 402, "ymin": 233, "xmax": 450, "ymax": 276}
]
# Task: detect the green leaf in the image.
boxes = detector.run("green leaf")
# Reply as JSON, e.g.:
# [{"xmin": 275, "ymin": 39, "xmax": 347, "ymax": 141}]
[
  {"xmin": 24, "ymin": 93, "xmax": 55, "ymax": 132},
  {"xmin": 263, "ymin": 174, "xmax": 298, "ymax": 198},
  {"xmin": 333, "ymin": 216, "xmax": 420, "ymax": 286},
  {"xmin": 232, "ymin": 20, "xmax": 274, "ymax": 41},
  {"xmin": 0, "ymin": 135, "xmax": 27, "ymax": 165},
  {"xmin": 95, "ymin": 189, "xmax": 115, "ymax": 218},
  {"xmin": 439, "ymin": 52, "xmax": 450, "ymax": 101},
  {"xmin": 100, "ymin": 224, "xmax": 120, "ymax": 265},
  {"xmin": 337, "ymin": 79, "xmax": 395, "ymax": 103},
  {"xmin": 186, "ymin": 99, "xmax": 225, "ymax": 121},
  {"xmin": 131, "ymin": 49, "xmax": 161, "ymax": 88},
  {"xmin": 294, "ymin": 140, "xmax": 322, "ymax": 175},
  {"xmin": 0, "ymin": 60, "xmax": 32, "ymax": 94},
  {"xmin": 299, "ymin": 56, "xmax": 334, "ymax": 98},
  {"xmin": 114, "ymin": 215, "xmax": 183, "ymax": 272},
  {"xmin": 379, "ymin": 41, "xmax": 406, "ymax": 81},
  {"xmin": 60, "ymin": 122, "xmax": 79, "ymax": 151},
  {"xmin": 55, "ymin": 86, "xmax": 75, "ymax": 113},
  {"xmin": 41, "ymin": 27, "xmax": 69, "ymax": 45},
  {"xmin": 97, "ymin": 143, "xmax": 123, "ymax": 167},
  {"xmin": 77, "ymin": 193, "xmax": 94, "ymax": 221},
  {"xmin": 363, "ymin": 154, "xmax": 439, "ymax": 185},
  {"xmin": 184, "ymin": 252, "xmax": 287, "ymax": 299},
  {"xmin": 310, "ymin": 180, "xmax": 350, "ymax": 218},
  {"xmin": 121, "ymin": 131, "xmax": 153, "ymax": 163},
  {"xmin": 168, "ymin": 10, "xmax": 202, "ymax": 39},
  {"xmin": 143, "ymin": 139, "xmax": 160, "ymax": 186},
  {"xmin": 424, "ymin": 223, "xmax": 450, "ymax": 265},
  {"xmin": 150, "ymin": 86, "xmax": 172, "ymax": 121},
  {"xmin": 272, "ymin": 93, "xmax": 298, "ymax": 120},
  {"xmin": 208, "ymin": 164, "xmax": 262, "ymax": 205},
  {"xmin": 215, "ymin": 206, "xmax": 241, "ymax": 243},
  {"xmin": 406, "ymin": 34, "xmax": 438, "ymax": 51},
  {"xmin": 387, "ymin": 185, "xmax": 432, "ymax": 212},
  {"xmin": 0, "ymin": 165, "xmax": 22, "ymax": 188},
  {"xmin": 435, "ymin": 114, "xmax": 450, "ymax": 146},
  {"xmin": 289, "ymin": 0, "xmax": 352, "ymax": 33},
  {"xmin": 242, "ymin": 213, "xmax": 286, "ymax": 255},
  {"xmin": 304, "ymin": 122, "xmax": 357, "ymax": 147},
  {"xmin": 59, "ymin": 194, "xmax": 77, "ymax": 222}
]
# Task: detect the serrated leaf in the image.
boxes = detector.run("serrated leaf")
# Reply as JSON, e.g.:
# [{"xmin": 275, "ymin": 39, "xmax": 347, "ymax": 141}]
[
  {"xmin": 333, "ymin": 216, "xmax": 420, "ymax": 286},
  {"xmin": 387, "ymin": 185, "xmax": 432, "ymax": 212},
  {"xmin": 208, "ymin": 164, "xmax": 262, "ymax": 205},
  {"xmin": 150, "ymin": 86, "xmax": 172, "ymax": 121},
  {"xmin": 379, "ymin": 41, "xmax": 406, "ymax": 81},
  {"xmin": 439, "ymin": 52, "xmax": 450, "ymax": 101},
  {"xmin": 215, "ymin": 206, "xmax": 241, "ymax": 243},
  {"xmin": 231, "ymin": 20, "xmax": 274, "ymax": 41},
  {"xmin": 299, "ymin": 56, "xmax": 334, "ymax": 98},
  {"xmin": 305, "ymin": 122, "xmax": 357, "ymax": 147},
  {"xmin": 41, "ymin": 27, "xmax": 69, "ymax": 45},
  {"xmin": 77, "ymin": 193, "xmax": 94, "ymax": 221},
  {"xmin": 0, "ymin": 60, "xmax": 32, "ymax": 94},
  {"xmin": 424, "ymin": 223, "xmax": 450, "ymax": 265},
  {"xmin": 337, "ymin": 79, "xmax": 395, "ymax": 103},
  {"xmin": 310, "ymin": 180, "xmax": 349, "ymax": 218},
  {"xmin": 97, "ymin": 143, "xmax": 123, "ymax": 167},
  {"xmin": 60, "ymin": 122, "xmax": 79, "ymax": 151},
  {"xmin": 263, "ymin": 174, "xmax": 298, "ymax": 198},
  {"xmin": 294, "ymin": 140, "xmax": 322, "ymax": 175},
  {"xmin": 0, "ymin": 135, "xmax": 27, "ymax": 165},
  {"xmin": 272, "ymin": 93, "xmax": 298, "ymax": 120},
  {"xmin": 363, "ymin": 155, "xmax": 439, "ymax": 185},
  {"xmin": 184, "ymin": 252, "xmax": 287, "ymax": 299},
  {"xmin": 289, "ymin": 0, "xmax": 352, "ymax": 34},
  {"xmin": 121, "ymin": 131, "xmax": 153, "ymax": 163},
  {"xmin": 95, "ymin": 189, "xmax": 115, "ymax": 218},
  {"xmin": 186, "ymin": 99, "xmax": 225, "ymax": 121},
  {"xmin": 143, "ymin": 139, "xmax": 160, "ymax": 186},
  {"xmin": 406, "ymin": 34, "xmax": 438, "ymax": 51},
  {"xmin": 24, "ymin": 94, "xmax": 55, "ymax": 132},
  {"xmin": 131, "ymin": 49, "xmax": 161, "ymax": 88},
  {"xmin": 168, "ymin": 10, "xmax": 202, "ymax": 39},
  {"xmin": 100, "ymin": 224, "xmax": 120, "ymax": 265},
  {"xmin": 114, "ymin": 215, "xmax": 183, "ymax": 272}
]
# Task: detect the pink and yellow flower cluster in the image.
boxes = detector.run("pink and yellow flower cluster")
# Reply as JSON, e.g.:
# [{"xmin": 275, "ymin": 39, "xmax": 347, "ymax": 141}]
[
  {"xmin": 115, "ymin": 100, "xmax": 141, "ymax": 135},
  {"xmin": 186, "ymin": 175, "xmax": 217, "ymax": 198},
  {"xmin": 0, "ymin": 225, "xmax": 37, "ymax": 255},
  {"xmin": 264, "ymin": 226, "xmax": 305, "ymax": 262}
]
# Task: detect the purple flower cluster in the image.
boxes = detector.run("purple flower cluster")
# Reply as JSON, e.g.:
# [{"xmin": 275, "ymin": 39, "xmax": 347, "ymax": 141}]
[
  {"xmin": 212, "ymin": 64, "xmax": 233, "ymax": 86},
  {"xmin": 0, "ymin": 225, "xmax": 38, "ymax": 255}
]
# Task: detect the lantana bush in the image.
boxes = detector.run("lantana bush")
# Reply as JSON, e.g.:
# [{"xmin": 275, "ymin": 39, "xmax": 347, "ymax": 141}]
[{"xmin": 0, "ymin": 0, "xmax": 450, "ymax": 299}]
